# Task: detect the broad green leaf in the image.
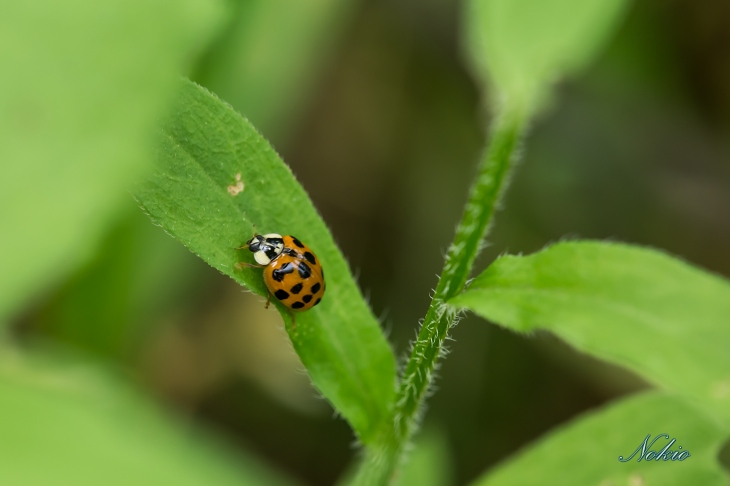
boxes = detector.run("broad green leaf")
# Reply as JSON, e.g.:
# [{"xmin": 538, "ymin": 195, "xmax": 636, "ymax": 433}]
[
  {"xmin": 195, "ymin": 0, "xmax": 353, "ymax": 138},
  {"xmin": 0, "ymin": 350, "xmax": 296, "ymax": 486},
  {"xmin": 464, "ymin": 0, "xmax": 629, "ymax": 114},
  {"xmin": 470, "ymin": 392, "xmax": 730, "ymax": 486},
  {"xmin": 0, "ymin": 0, "xmax": 223, "ymax": 321},
  {"xmin": 450, "ymin": 241, "xmax": 730, "ymax": 429},
  {"xmin": 134, "ymin": 79, "xmax": 396, "ymax": 443}
]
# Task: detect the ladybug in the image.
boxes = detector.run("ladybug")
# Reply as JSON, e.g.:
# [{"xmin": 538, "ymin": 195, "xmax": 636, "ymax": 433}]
[{"xmin": 237, "ymin": 233, "xmax": 325, "ymax": 317}]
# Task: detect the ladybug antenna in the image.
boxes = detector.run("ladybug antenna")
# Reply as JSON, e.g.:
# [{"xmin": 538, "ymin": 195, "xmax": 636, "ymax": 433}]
[{"xmin": 238, "ymin": 222, "xmax": 258, "ymax": 249}]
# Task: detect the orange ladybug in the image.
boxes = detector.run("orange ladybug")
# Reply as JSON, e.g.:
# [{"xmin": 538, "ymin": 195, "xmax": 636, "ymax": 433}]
[{"xmin": 237, "ymin": 233, "xmax": 325, "ymax": 314}]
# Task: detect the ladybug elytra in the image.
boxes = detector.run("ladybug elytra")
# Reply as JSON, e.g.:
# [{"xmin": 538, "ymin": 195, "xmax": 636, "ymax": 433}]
[{"xmin": 237, "ymin": 233, "xmax": 325, "ymax": 317}]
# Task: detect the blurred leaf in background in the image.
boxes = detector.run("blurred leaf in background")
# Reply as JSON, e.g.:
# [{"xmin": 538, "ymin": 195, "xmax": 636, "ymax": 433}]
[
  {"xmin": 193, "ymin": 0, "xmax": 355, "ymax": 141},
  {"xmin": 465, "ymin": 0, "xmax": 630, "ymax": 114},
  {"xmin": 0, "ymin": 0, "xmax": 224, "ymax": 321},
  {"xmin": 0, "ymin": 349, "xmax": 295, "ymax": 486}
]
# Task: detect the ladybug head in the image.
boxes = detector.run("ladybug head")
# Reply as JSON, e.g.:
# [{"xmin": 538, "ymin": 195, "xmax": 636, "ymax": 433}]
[{"xmin": 246, "ymin": 233, "xmax": 284, "ymax": 265}]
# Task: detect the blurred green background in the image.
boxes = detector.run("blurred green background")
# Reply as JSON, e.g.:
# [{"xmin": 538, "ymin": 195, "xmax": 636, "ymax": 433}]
[{"xmin": 8, "ymin": 0, "xmax": 730, "ymax": 484}]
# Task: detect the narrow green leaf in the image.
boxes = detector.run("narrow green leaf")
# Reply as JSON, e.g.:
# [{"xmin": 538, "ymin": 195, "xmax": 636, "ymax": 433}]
[
  {"xmin": 0, "ymin": 0, "xmax": 223, "ymax": 321},
  {"xmin": 464, "ymin": 0, "xmax": 629, "ymax": 113},
  {"xmin": 0, "ymin": 351, "xmax": 296, "ymax": 486},
  {"xmin": 470, "ymin": 392, "xmax": 730, "ymax": 486},
  {"xmin": 450, "ymin": 241, "xmax": 730, "ymax": 429},
  {"xmin": 134, "ymin": 79, "xmax": 396, "ymax": 443}
]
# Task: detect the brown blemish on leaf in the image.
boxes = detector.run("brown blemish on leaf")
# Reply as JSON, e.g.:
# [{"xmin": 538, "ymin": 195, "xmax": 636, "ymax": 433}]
[{"xmin": 227, "ymin": 173, "xmax": 244, "ymax": 196}]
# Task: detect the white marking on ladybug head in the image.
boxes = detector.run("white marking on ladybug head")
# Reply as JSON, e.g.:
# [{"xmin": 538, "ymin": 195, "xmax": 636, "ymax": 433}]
[
  {"xmin": 254, "ymin": 251, "xmax": 271, "ymax": 265},
  {"xmin": 250, "ymin": 233, "xmax": 284, "ymax": 265}
]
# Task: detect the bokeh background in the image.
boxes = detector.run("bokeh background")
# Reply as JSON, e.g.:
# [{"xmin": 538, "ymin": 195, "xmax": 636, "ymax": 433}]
[{"xmin": 12, "ymin": 0, "xmax": 730, "ymax": 484}]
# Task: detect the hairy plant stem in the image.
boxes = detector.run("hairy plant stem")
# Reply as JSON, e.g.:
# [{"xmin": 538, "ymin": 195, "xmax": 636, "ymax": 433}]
[{"xmin": 353, "ymin": 109, "xmax": 525, "ymax": 485}]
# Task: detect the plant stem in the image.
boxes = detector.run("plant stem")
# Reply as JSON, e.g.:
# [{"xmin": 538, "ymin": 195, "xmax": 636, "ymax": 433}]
[{"xmin": 353, "ymin": 109, "xmax": 525, "ymax": 485}]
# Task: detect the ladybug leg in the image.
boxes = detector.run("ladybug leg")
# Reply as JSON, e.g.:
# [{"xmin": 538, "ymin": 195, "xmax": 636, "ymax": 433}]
[
  {"xmin": 265, "ymin": 292, "xmax": 272, "ymax": 309},
  {"xmin": 235, "ymin": 262, "xmax": 266, "ymax": 270}
]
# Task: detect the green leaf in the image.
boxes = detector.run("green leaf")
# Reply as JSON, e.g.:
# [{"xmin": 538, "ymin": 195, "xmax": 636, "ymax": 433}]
[
  {"xmin": 450, "ymin": 241, "xmax": 730, "ymax": 429},
  {"xmin": 0, "ymin": 0, "xmax": 224, "ymax": 321},
  {"xmin": 464, "ymin": 0, "xmax": 629, "ymax": 114},
  {"xmin": 0, "ymin": 351, "xmax": 296, "ymax": 486},
  {"xmin": 133, "ymin": 79, "xmax": 396, "ymax": 444},
  {"xmin": 470, "ymin": 392, "xmax": 730, "ymax": 486}
]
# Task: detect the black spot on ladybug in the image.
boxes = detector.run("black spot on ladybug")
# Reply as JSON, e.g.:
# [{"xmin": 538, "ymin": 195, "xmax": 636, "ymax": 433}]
[
  {"xmin": 292, "ymin": 301, "xmax": 305, "ymax": 309},
  {"xmin": 311, "ymin": 282, "xmax": 321, "ymax": 294},
  {"xmin": 314, "ymin": 298, "xmax": 321, "ymax": 306},
  {"xmin": 282, "ymin": 247, "xmax": 298, "ymax": 256},
  {"xmin": 290, "ymin": 283, "xmax": 303, "ymax": 294},
  {"xmin": 272, "ymin": 262, "xmax": 295, "ymax": 282},
  {"xmin": 303, "ymin": 251, "xmax": 316, "ymax": 265},
  {"xmin": 291, "ymin": 237, "xmax": 304, "ymax": 248},
  {"xmin": 298, "ymin": 261, "xmax": 311, "ymax": 279},
  {"xmin": 303, "ymin": 294, "xmax": 313, "ymax": 303},
  {"xmin": 264, "ymin": 248, "xmax": 278, "ymax": 259},
  {"xmin": 275, "ymin": 289, "xmax": 289, "ymax": 300}
]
